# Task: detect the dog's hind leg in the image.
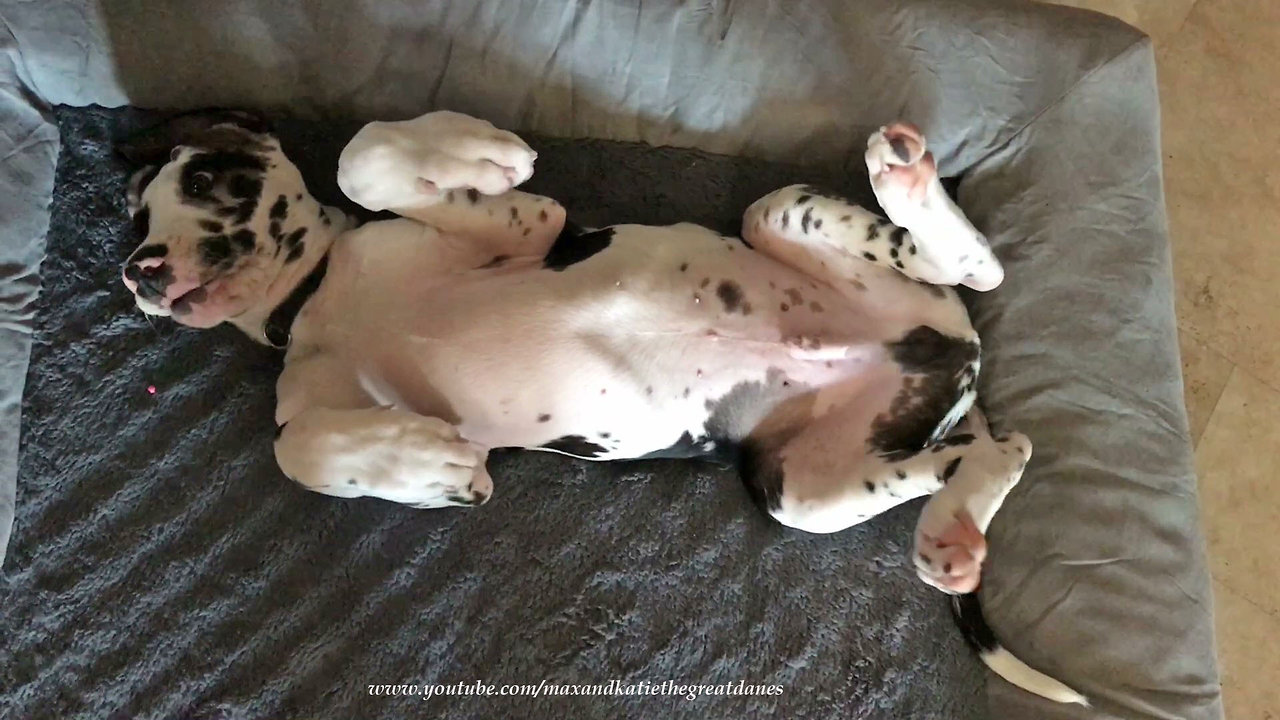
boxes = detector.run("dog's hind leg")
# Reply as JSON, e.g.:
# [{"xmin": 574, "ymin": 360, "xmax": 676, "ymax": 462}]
[
  {"xmin": 338, "ymin": 111, "xmax": 566, "ymax": 258},
  {"xmin": 743, "ymin": 123, "xmax": 1003, "ymax": 292},
  {"xmin": 274, "ymin": 406, "xmax": 493, "ymax": 509}
]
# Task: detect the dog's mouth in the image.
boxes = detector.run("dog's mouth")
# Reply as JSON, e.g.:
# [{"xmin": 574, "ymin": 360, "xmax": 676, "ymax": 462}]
[
  {"xmin": 130, "ymin": 272, "xmax": 226, "ymax": 322},
  {"xmin": 169, "ymin": 283, "xmax": 213, "ymax": 317}
]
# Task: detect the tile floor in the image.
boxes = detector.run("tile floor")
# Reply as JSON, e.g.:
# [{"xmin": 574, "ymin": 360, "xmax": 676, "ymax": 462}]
[{"xmin": 1046, "ymin": 1, "xmax": 1279, "ymax": 717}]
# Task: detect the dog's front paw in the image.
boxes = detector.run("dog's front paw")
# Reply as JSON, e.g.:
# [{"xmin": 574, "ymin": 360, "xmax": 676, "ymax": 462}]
[
  {"xmin": 338, "ymin": 111, "xmax": 536, "ymax": 211},
  {"xmin": 392, "ymin": 414, "xmax": 494, "ymax": 508}
]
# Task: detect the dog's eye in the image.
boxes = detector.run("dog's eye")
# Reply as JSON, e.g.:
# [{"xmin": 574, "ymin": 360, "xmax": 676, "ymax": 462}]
[{"xmin": 184, "ymin": 171, "xmax": 214, "ymax": 197}]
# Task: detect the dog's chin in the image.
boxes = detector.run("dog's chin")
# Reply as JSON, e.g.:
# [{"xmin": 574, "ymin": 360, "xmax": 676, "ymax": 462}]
[{"xmin": 135, "ymin": 295, "xmax": 172, "ymax": 318}]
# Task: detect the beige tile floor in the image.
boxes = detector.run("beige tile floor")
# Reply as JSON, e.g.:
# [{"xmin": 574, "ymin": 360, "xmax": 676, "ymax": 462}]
[{"xmin": 1047, "ymin": 1, "xmax": 1280, "ymax": 717}]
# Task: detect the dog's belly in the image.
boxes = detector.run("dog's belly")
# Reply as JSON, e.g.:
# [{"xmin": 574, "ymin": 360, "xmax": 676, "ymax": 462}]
[{"xmin": 294, "ymin": 223, "xmax": 944, "ymax": 457}]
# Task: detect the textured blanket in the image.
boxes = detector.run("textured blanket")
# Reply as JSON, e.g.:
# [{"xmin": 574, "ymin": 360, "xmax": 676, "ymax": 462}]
[{"xmin": 0, "ymin": 107, "xmax": 985, "ymax": 720}]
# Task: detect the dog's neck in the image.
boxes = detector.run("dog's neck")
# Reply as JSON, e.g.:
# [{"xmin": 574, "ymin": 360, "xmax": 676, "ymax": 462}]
[{"xmin": 229, "ymin": 220, "xmax": 339, "ymax": 347}]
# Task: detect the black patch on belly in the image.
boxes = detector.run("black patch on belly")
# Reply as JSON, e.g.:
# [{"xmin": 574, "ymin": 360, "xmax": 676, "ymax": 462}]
[
  {"xmin": 540, "ymin": 435, "xmax": 607, "ymax": 458},
  {"xmin": 543, "ymin": 224, "xmax": 614, "ymax": 271},
  {"xmin": 870, "ymin": 326, "xmax": 980, "ymax": 459},
  {"xmin": 716, "ymin": 280, "xmax": 744, "ymax": 313},
  {"xmin": 738, "ymin": 439, "xmax": 784, "ymax": 512}
]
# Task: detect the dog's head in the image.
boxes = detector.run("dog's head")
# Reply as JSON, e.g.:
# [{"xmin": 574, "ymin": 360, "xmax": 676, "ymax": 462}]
[{"xmin": 116, "ymin": 110, "xmax": 334, "ymax": 340}]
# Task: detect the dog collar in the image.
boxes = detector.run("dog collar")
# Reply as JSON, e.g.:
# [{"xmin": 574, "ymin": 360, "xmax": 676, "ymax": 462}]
[{"xmin": 263, "ymin": 253, "xmax": 329, "ymax": 349}]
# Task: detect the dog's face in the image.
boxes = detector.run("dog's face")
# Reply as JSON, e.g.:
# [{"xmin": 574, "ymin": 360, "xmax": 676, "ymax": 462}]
[{"xmin": 118, "ymin": 111, "xmax": 325, "ymax": 330}]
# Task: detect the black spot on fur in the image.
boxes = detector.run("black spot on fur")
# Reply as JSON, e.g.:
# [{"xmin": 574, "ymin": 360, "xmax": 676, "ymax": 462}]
[
  {"xmin": 780, "ymin": 303, "xmax": 789, "ymax": 311},
  {"xmin": 864, "ymin": 481, "xmax": 876, "ymax": 493},
  {"xmin": 540, "ymin": 435, "xmax": 607, "ymax": 458},
  {"xmin": 283, "ymin": 227, "xmax": 307, "ymax": 252},
  {"xmin": 938, "ymin": 433, "xmax": 977, "ymax": 447},
  {"xmin": 538, "ymin": 209, "xmax": 549, "ymax": 222},
  {"xmin": 895, "ymin": 260, "xmax": 905, "ymax": 269},
  {"xmin": 347, "ymin": 478, "xmax": 357, "ymax": 486},
  {"xmin": 479, "ymin": 254, "xmax": 510, "ymax": 269},
  {"xmin": 940, "ymin": 457, "xmax": 964, "ymax": 483},
  {"xmin": 269, "ymin": 194, "xmax": 288, "ymax": 220},
  {"xmin": 781, "ymin": 210, "xmax": 790, "ymax": 229},
  {"xmin": 198, "ymin": 235, "xmax": 234, "ymax": 266},
  {"xmin": 890, "ymin": 227, "xmax": 908, "ymax": 247},
  {"xmin": 285, "ymin": 240, "xmax": 306, "ymax": 263},
  {"xmin": 127, "ymin": 243, "xmax": 167, "ymax": 265},
  {"xmin": 229, "ymin": 228, "xmax": 255, "ymax": 252},
  {"xmin": 798, "ymin": 185, "xmax": 855, "ymax": 205},
  {"xmin": 863, "ymin": 252, "xmax": 877, "ymax": 262},
  {"xmin": 543, "ymin": 225, "xmax": 614, "ymax": 271},
  {"xmin": 268, "ymin": 220, "xmax": 283, "ymax": 241},
  {"xmin": 716, "ymin": 280, "xmax": 744, "ymax": 313},
  {"xmin": 466, "ymin": 188, "xmax": 480, "ymax": 204},
  {"xmin": 680, "ymin": 262, "xmax": 689, "ymax": 272},
  {"xmin": 198, "ymin": 219, "xmax": 224, "ymax": 233},
  {"xmin": 813, "ymin": 218, "xmax": 822, "ymax": 230},
  {"xmin": 895, "ymin": 469, "xmax": 907, "ymax": 480},
  {"xmin": 794, "ymin": 193, "xmax": 812, "ymax": 205},
  {"xmin": 889, "ymin": 248, "xmax": 899, "ymax": 259},
  {"xmin": 800, "ymin": 207, "xmax": 814, "ymax": 234},
  {"xmin": 227, "ymin": 174, "xmax": 262, "ymax": 200},
  {"xmin": 132, "ymin": 206, "xmax": 151, "ymax": 239},
  {"xmin": 866, "ymin": 225, "xmax": 879, "ymax": 242},
  {"xmin": 537, "ymin": 413, "xmax": 551, "ymax": 423}
]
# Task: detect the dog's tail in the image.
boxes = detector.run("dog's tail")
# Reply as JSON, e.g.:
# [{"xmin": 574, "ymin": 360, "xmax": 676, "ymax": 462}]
[{"xmin": 951, "ymin": 591, "xmax": 1088, "ymax": 706}]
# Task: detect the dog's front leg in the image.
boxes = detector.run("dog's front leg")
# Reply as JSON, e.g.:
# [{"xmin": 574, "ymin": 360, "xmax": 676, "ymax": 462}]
[
  {"xmin": 337, "ymin": 110, "xmax": 566, "ymax": 259},
  {"xmin": 274, "ymin": 406, "xmax": 493, "ymax": 508}
]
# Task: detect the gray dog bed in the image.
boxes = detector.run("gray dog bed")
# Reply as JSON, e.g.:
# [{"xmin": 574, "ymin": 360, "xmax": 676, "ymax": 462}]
[{"xmin": 0, "ymin": 106, "xmax": 987, "ymax": 720}]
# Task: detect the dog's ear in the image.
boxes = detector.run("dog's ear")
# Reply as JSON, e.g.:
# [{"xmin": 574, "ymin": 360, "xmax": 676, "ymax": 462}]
[{"xmin": 115, "ymin": 109, "xmax": 273, "ymax": 167}]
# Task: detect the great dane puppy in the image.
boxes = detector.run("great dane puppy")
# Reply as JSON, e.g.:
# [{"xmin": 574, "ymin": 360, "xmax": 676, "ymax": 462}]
[{"xmin": 116, "ymin": 110, "xmax": 1083, "ymax": 704}]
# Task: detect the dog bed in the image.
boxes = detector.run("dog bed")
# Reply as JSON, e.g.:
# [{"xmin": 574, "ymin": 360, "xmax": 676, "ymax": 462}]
[{"xmin": 1, "ymin": 106, "xmax": 989, "ymax": 720}]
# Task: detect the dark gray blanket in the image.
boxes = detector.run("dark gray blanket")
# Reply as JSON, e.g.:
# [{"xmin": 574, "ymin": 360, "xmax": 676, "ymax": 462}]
[{"xmin": 0, "ymin": 107, "xmax": 985, "ymax": 720}]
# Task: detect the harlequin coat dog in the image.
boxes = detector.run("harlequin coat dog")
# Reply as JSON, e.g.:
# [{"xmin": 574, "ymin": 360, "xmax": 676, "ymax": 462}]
[{"xmin": 116, "ymin": 110, "xmax": 1084, "ymax": 704}]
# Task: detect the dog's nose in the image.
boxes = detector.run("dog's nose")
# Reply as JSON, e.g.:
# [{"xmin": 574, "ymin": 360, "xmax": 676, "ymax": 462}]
[{"xmin": 125, "ymin": 257, "xmax": 171, "ymax": 299}]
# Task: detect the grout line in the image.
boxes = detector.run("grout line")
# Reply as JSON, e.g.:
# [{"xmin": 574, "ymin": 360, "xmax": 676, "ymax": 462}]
[
  {"xmin": 1213, "ymin": 577, "xmax": 1280, "ymax": 622},
  {"xmin": 1169, "ymin": 0, "xmax": 1204, "ymax": 38},
  {"xmin": 1191, "ymin": 363, "xmax": 1236, "ymax": 450}
]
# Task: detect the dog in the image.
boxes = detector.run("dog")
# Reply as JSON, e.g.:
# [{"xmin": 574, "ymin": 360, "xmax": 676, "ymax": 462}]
[{"xmin": 115, "ymin": 109, "xmax": 1084, "ymax": 705}]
